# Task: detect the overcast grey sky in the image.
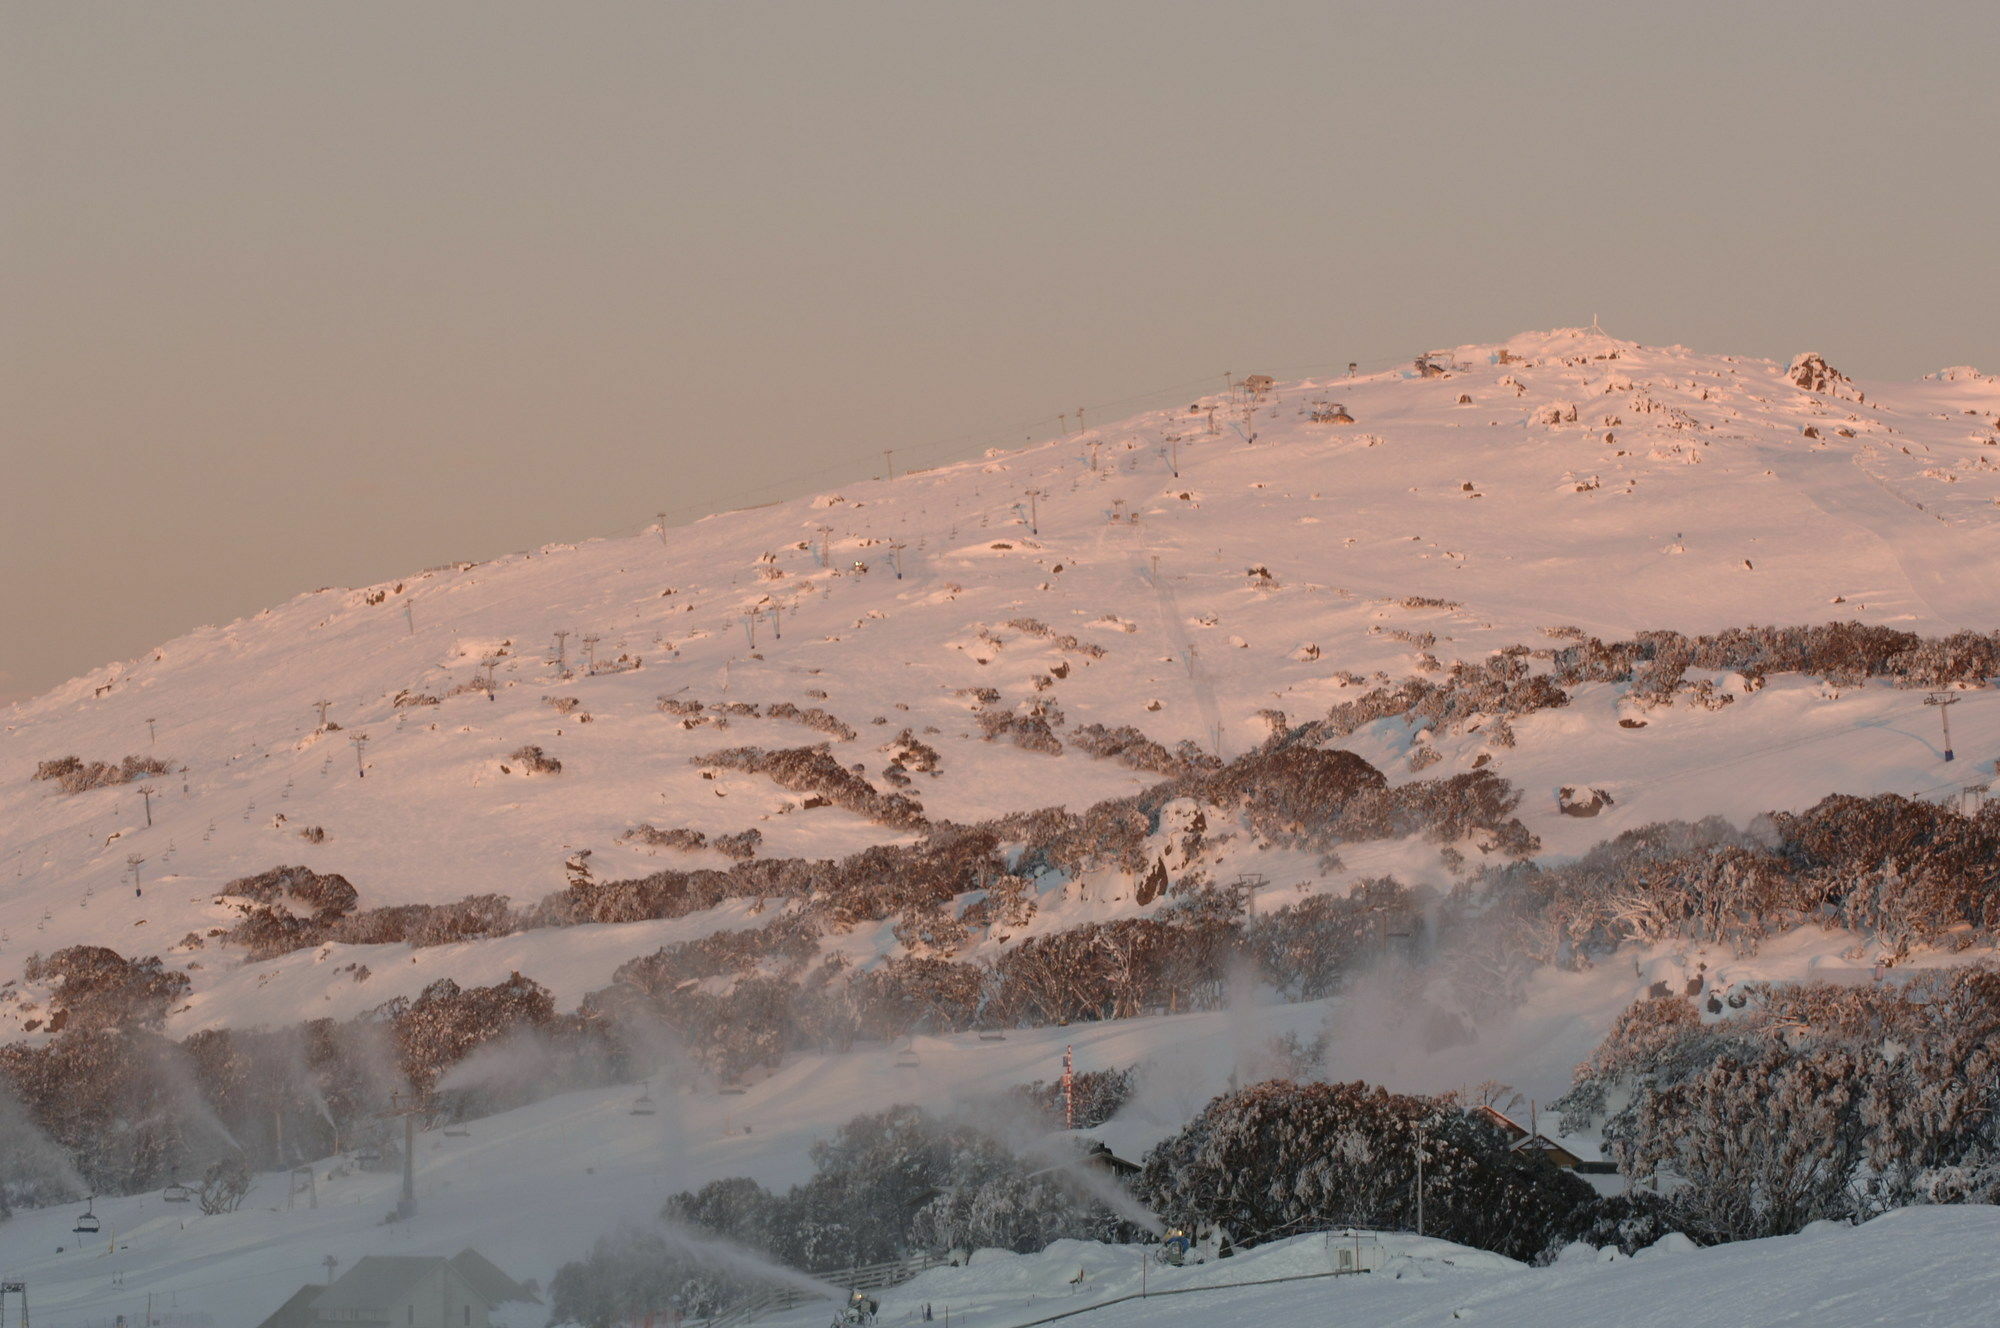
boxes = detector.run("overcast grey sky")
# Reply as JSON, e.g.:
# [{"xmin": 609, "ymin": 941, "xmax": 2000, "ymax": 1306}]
[{"xmin": 4, "ymin": 0, "xmax": 1996, "ymax": 704}]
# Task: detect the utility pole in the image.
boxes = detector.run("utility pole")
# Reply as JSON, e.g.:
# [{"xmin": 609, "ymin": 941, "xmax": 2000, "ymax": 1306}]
[
  {"xmin": 403, "ymin": 600, "xmax": 415, "ymax": 635},
  {"xmin": 884, "ymin": 449, "xmax": 895, "ymax": 481},
  {"xmin": 1168, "ymin": 438, "xmax": 1180, "ymax": 477},
  {"xmin": 138, "ymin": 787, "xmax": 154, "ymax": 828},
  {"xmin": 313, "ymin": 699, "xmax": 332, "ymax": 729},
  {"xmin": 1926, "ymin": 692, "xmax": 1959, "ymax": 761},
  {"xmin": 350, "ymin": 734, "xmax": 368, "ymax": 779}
]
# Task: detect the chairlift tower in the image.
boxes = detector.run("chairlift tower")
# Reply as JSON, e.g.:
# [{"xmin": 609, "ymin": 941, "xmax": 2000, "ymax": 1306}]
[
  {"xmin": 1925, "ymin": 692, "xmax": 1959, "ymax": 761},
  {"xmin": 1, "ymin": 1278, "xmax": 28, "ymax": 1328},
  {"xmin": 313, "ymin": 699, "xmax": 333, "ymax": 729},
  {"xmin": 384, "ymin": 1091, "xmax": 423, "ymax": 1221},
  {"xmin": 350, "ymin": 734, "xmax": 369, "ymax": 779}
]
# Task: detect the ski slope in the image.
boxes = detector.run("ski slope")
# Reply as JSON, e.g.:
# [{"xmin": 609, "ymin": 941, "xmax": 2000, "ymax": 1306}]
[
  {"xmin": 3, "ymin": 329, "xmax": 1997, "ymax": 1043},
  {"xmin": 3, "ymin": 329, "xmax": 1999, "ymax": 1324}
]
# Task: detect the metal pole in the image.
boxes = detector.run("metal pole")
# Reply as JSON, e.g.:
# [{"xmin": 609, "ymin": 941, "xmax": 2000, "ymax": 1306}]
[
  {"xmin": 399, "ymin": 1109, "xmax": 416, "ymax": 1219},
  {"xmin": 1414, "ymin": 1125, "xmax": 1425, "ymax": 1237}
]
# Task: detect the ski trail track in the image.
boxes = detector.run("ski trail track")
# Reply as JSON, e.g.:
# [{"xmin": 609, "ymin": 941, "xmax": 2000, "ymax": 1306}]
[{"xmin": 1755, "ymin": 444, "xmax": 2000, "ymax": 630}]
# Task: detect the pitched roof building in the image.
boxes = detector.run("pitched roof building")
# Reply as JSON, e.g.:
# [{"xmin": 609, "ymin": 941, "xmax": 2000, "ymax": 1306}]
[{"xmin": 257, "ymin": 1251, "xmax": 534, "ymax": 1328}]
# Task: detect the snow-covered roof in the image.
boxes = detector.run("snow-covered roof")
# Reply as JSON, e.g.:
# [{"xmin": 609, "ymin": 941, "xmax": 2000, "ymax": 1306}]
[{"xmin": 315, "ymin": 1257, "xmax": 462, "ymax": 1313}]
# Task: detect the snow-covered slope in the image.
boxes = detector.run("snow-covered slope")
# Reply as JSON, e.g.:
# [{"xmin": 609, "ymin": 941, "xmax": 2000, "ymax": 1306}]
[
  {"xmin": 4, "ymin": 328, "xmax": 1998, "ymax": 1036},
  {"xmin": 6, "ymin": 326, "xmax": 2000, "ymax": 1325}
]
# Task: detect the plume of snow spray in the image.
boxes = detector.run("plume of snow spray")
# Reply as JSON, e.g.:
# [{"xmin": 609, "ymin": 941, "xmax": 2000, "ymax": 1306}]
[
  {"xmin": 1028, "ymin": 1148, "xmax": 1166, "ymax": 1236},
  {"xmin": 657, "ymin": 1223, "xmax": 850, "ymax": 1300},
  {"xmin": 0, "ymin": 1081, "xmax": 87, "ymax": 1201}
]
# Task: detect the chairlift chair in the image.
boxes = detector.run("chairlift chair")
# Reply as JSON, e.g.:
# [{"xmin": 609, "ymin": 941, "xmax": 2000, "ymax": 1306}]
[
  {"xmin": 162, "ymin": 1181, "xmax": 192, "ymax": 1204},
  {"xmin": 976, "ymin": 1031, "xmax": 1007, "ymax": 1042},
  {"xmin": 74, "ymin": 1201, "xmax": 101, "ymax": 1235},
  {"xmin": 894, "ymin": 1043, "xmax": 921, "ymax": 1069},
  {"xmin": 629, "ymin": 1093, "xmax": 657, "ymax": 1116},
  {"xmin": 354, "ymin": 1146, "xmax": 383, "ymax": 1167},
  {"xmin": 442, "ymin": 1125, "xmax": 471, "ymax": 1137},
  {"xmin": 717, "ymin": 1082, "xmax": 748, "ymax": 1096}
]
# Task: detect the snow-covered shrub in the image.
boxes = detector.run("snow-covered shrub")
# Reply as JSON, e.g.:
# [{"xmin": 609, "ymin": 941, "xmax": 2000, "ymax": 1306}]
[
  {"xmin": 505, "ymin": 744, "xmax": 562, "ymax": 775},
  {"xmin": 31, "ymin": 754, "xmax": 171, "ymax": 795},
  {"xmin": 712, "ymin": 828, "xmax": 763, "ymax": 860},
  {"xmin": 1138, "ymin": 1080, "xmax": 1595, "ymax": 1262},
  {"xmin": 221, "ymin": 865, "xmax": 361, "ymax": 958},
  {"xmin": 1069, "ymin": 723, "xmax": 1220, "ymax": 777},
  {"xmin": 696, "ymin": 745, "xmax": 928, "ymax": 829},
  {"xmin": 385, "ymin": 971, "xmax": 554, "ymax": 1091},
  {"xmin": 975, "ymin": 699, "xmax": 1064, "ymax": 754},
  {"xmin": 22, "ymin": 946, "xmax": 190, "ymax": 1033},
  {"xmin": 621, "ymin": 824, "xmax": 708, "ymax": 852}
]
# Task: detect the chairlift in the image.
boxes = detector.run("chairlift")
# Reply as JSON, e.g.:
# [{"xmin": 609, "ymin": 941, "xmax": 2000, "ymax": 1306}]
[
  {"xmin": 717, "ymin": 1082, "xmax": 748, "ymax": 1097},
  {"xmin": 74, "ymin": 1200, "xmax": 101, "ymax": 1235},
  {"xmin": 354, "ymin": 1146, "xmax": 383, "ymax": 1167},
  {"xmin": 442, "ymin": 1125, "xmax": 471, "ymax": 1138},
  {"xmin": 630, "ymin": 1078, "xmax": 659, "ymax": 1115},
  {"xmin": 894, "ymin": 1043, "xmax": 921, "ymax": 1069},
  {"xmin": 163, "ymin": 1181, "xmax": 192, "ymax": 1204}
]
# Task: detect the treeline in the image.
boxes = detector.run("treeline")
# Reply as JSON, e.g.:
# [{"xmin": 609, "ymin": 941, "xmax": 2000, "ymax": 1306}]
[
  {"xmin": 211, "ymin": 749, "xmax": 1534, "ymax": 958},
  {"xmin": 14, "ymin": 783, "xmax": 1998, "ymax": 1202},
  {"xmin": 1292, "ymin": 621, "xmax": 2000, "ymax": 748},
  {"xmin": 0, "ymin": 970, "xmax": 571, "ymax": 1203},
  {"xmin": 549, "ymin": 1081, "xmax": 1649, "ymax": 1327},
  {"xmin": 1481, "ymin": 793, "xmax": 2000, "ymax": 966},
  {"xmin": 1556, "ymin": 966, "xmax": 2000, "ymax": 1241},
  {"xmin": 551, "ymin": 1104, "xmax": 1139, "ymax": 1325}
]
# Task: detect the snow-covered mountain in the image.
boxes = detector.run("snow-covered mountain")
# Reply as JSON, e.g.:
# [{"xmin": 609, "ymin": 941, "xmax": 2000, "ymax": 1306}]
[
  {"xmin": 4, "ymin": 327, "xmax": 1997, "ymax": 1037},
  {"xmin": 4, "ymin": 327, "xmax": 2000, "ymax": 1326}
]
